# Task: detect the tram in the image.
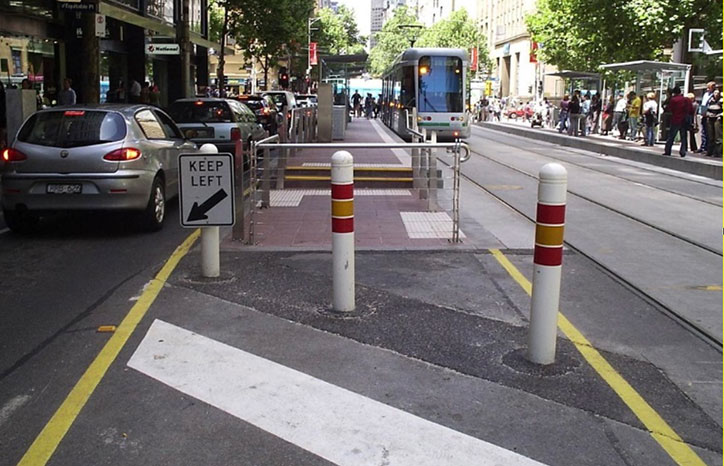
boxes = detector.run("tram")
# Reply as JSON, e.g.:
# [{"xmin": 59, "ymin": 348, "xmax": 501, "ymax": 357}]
[{"xmin": 381, "ymin": 48, "xmax": 471, "ymax": 140}]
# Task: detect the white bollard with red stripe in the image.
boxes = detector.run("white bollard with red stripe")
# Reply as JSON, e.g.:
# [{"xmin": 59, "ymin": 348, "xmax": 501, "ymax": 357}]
[
  {"xmin": 527, "ymin": 163, "xmax": 567, "ymax": 365},
  {"xmin": 331, "ymin": 151, "xmax": 355, "ymax": 312}
]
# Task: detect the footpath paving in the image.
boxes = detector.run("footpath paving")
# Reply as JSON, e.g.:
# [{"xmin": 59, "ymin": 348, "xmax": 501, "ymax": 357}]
[{"xmin": 8, "ymin": 117, "xmax": 721, "ymax": 466}]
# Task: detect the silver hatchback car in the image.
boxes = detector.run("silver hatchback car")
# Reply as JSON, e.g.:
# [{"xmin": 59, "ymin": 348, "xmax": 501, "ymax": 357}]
[{"xmin": 1, "ymin": 105, "xmax": 197, "ymax": 232}]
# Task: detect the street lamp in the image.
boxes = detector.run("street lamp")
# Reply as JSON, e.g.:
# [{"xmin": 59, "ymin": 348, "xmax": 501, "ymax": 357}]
[
  {"xmin": 308, "ymin": 17, "xmax": 322, "ymax": 75},
  {"xmin": 398, "ymin": 24, "xmax": 423, "ymax": 47}
]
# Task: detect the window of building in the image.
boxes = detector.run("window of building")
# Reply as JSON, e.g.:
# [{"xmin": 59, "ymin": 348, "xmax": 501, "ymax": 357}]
[{"xmin": 11, "ymin": 49, "xmax": 22, "ymax": 76}]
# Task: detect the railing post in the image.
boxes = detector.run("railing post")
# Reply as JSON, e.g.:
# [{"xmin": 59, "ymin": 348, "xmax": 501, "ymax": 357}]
[
  {"xmin": 419, "ymin": 128, "xmax": 428, "ymax": 200},
  {"xmin": 451, "ymin": 138, "xmax": 462, "ymax": 243},
  {"xmin": 528, "ymin": 163, "xmax": 567, "ymax": 365},
  {"xmin": 232, "ymin": 137, "xmax": 247, "ymax": 242},
  {"xmin": 261, "ymin": 146, "xmax": 271, "ymax": 207},
  {"xmin": 428, "ymin": 130, "xmax": 438, "ymax": 211},
  {"xmin": 411, "ymin": 108, "xmax": 423, "ymax": 191},
  {"xmin": 331, "ymin": 150, "xmax": 355, "ymax": 312}
]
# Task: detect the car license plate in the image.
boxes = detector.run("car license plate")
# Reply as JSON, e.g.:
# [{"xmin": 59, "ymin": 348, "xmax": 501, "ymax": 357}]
[{"xmin": 47, "ymin": 183, "xmax": 82, "ymax": 194}]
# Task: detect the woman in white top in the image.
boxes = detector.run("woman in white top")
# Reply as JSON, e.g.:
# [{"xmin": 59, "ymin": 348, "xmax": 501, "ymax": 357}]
[{"xmin": 642, "ymin": 92, "xmax": 658, "ymax": 146}]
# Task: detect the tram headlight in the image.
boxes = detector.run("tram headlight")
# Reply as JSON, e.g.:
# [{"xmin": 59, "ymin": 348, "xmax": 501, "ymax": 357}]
[{"xmin": 419, "ymin": 66, "xmax": 429, "ymax": 75}]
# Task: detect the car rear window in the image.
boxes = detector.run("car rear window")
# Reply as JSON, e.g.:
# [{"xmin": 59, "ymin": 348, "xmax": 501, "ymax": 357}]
[
  {"xmin": 240, "ymin": 100, "xmax": 263, "ymax": 111},
  {"xmin": 266, "ymin": 94, "xmax": 287, "ymax": 107},
  {"xmin": 168, "ymin": 101, "xmax": 233, "ymax": 123},
  {"xmin": 17, "ymin": 110, "xmax": 126, "ymax": 148}
]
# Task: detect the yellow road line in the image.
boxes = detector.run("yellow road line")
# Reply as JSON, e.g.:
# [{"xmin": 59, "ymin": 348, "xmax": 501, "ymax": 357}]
[
  {"xmin": 18, "ymin": 230, "xmax": 201, "ymax": 466},
  {"xmin": 489, "ymin": 249, "xmax": 706, "ymax": 466}
]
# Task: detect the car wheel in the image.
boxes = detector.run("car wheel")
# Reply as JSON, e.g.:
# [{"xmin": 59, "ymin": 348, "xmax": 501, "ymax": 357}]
[
  {"xmin": 3, "ymin": 209, "xmax": 38, "ymax": 234},
  {"xmin": 141, "ymin": 176, "xmax": 165, "ymax": 232}
]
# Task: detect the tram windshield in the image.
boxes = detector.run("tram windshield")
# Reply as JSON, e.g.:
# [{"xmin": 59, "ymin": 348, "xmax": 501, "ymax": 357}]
[{"xmin": 417, "ymin": 56, "xmax": 463, "ymax": 113}]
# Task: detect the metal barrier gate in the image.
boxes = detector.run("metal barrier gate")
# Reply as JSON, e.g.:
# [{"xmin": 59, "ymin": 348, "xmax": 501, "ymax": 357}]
[{"xmin": 232, "ymin": 108, "xmax": 470, "ymax": 245}]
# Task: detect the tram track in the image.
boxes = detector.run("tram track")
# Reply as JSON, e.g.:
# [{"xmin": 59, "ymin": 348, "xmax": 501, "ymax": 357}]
[
  {"xmin": 475, "ymin": 125, "xmax": 722, "ymax": 208},
  {"xmin": 446, "ymin": 131, "xmax": 722, "ymax": 351}
]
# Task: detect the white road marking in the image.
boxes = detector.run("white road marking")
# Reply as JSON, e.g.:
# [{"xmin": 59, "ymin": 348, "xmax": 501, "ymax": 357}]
[
  {"xmin": 370, "ymin": 119, "xmax": 411, "ymax": 165},
  {"xmin": 128, "ymin": 320, "xmax": 547, "ymax": 466},
  {"xmin": 0, "ymin": 394, "xmax": 31, "ymax": 428}
]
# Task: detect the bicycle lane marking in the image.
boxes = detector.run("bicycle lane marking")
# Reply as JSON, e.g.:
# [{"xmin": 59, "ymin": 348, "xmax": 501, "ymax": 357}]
[
  {"xmin": 17, "ymin": 230, "xmax": 201, "ymax": 466},
  {"xmin": 489, "ymin": 248, "xmax": 707, "ymax": 466}
]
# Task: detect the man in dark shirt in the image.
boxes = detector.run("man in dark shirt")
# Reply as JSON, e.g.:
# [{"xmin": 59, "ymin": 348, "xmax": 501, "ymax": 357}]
[{"xmin": 663, "ymin": 86, "xmax": 693, "ymax": 157}]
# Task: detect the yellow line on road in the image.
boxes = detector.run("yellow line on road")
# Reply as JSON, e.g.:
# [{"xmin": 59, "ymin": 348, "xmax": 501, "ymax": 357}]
[
  {"xmin": 489, "ymin": 248, "xmax": 706, "ymax": 466},
  {"xmin": 17, "ymin": 230, "xmax": 201, "ymax": 466}
]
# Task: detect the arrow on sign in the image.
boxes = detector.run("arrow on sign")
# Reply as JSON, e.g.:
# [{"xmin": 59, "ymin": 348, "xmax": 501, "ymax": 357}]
[{"xmin": 187, "ymin": 188, "xmax": 228, "ymax": 222}]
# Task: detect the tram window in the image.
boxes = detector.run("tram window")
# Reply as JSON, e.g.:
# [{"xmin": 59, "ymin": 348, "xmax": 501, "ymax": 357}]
[
  {"xmin": 418, "ymin": 56, "xmax": 463, "ymax": 113},
  {"xmin": 401, "ymin": 65, "xmax": 415, "ymax": 107}
]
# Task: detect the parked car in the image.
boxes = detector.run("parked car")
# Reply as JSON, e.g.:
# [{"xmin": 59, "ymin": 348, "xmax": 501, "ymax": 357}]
[
  {"xmin": 1, "ymin": 104, "xmax": 196, "ymax": 233},
  {"xmin": 505, "ymin": 106, "xmax": 534, "ymax": 120},
  {"xmin": 236, "ymin": 94, "xmax": 282, "ymax": 135},
  {"xmin": 295, "ymin": 94, "xmax": 318, "ymax": 107},
  {"xmin": 262, "ymin": 91, "xmax": 298, "ymax": 112},
  {"xmin": 168, "ymin": 98, "xmax": 266, "ymax": 155}
]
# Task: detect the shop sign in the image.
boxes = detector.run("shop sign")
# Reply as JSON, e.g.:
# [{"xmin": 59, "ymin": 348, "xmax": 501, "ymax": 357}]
[
  {"xmin": 146, "ymin": 44, "xmax": 180, "ymax": 55},
  {"xmin": 59, "ymin": 1, "xmax": 97, "ymax": 12}
]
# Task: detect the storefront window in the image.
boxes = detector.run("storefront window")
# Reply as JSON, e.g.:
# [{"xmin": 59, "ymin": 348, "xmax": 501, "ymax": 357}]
[
  {"xmin": 190, "ymin": 0, "xmax": 203, "ymax": 34},
  {"xmin": 106, "ymin": 0, "xmax": 141, "ymax": 10},
  {"xmin": 146, "ymin": 0, "xmax": 174, "ymax": 24},
  {"xmin": 6, "ymin": 0, "xmax": 54, "ymax": 19}
]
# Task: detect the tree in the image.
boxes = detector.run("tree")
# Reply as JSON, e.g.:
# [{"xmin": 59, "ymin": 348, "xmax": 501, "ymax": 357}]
[
  {"xmin": 229, "ymin": 0, "xmax": 314, "ymax": 90},
  {"xmin": 367, "ymin": 6, "xmax": 421, "ymax": 76},
  {"xmin": 313, "ymin": 6, "xmax": 366, "ymax": 56},
  {"xmin": 416, "ymin": 9, "xmax": 492, "ymax": 74},
  {"xmin": 526, "ymin": 0, "xmax": 722, "ymax": 76}
]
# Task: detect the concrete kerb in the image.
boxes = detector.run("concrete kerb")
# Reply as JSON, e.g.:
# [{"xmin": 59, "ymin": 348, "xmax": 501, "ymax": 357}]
[{"xmin": 479, "ymin": 121, "xmax": 723, "ymax": 180}]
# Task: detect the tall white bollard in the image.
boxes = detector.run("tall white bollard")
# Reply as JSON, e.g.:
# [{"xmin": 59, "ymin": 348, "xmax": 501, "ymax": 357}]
[
  {"xmin": 198, "ymin": 143, "xmax": 220, "ymax": 278},
  {"xmin": 331, "ymin": 151, "xmax": 355, "ymax": 312},
  {"xmin": 527, "ymin": 163, "xmax": 567, "ymax": 365}
]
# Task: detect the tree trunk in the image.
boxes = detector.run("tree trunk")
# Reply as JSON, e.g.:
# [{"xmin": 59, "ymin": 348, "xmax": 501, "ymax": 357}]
[
  {"xmin": 216, "ymin": 4, "xmax": 229, "ymax": 97},
  {"xmin": 177, "ymin": 0, "xmax": 192, "ymax": 97}
]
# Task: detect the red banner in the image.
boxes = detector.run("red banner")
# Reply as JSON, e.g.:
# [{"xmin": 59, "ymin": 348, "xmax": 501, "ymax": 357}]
[
  {"xmin": 309, "ymin": 42, "xmax": 318, "ymax": 66},
  {"xmin": 470, "ymin": 47, "xmax": 478, "ymax": 71},
  {"xmin": 530, "ymin": 42, "xmax": 538, "ymax": 63}
]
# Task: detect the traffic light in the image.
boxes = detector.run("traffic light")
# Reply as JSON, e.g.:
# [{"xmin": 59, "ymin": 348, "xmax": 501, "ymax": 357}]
[{"xmin": 280, "ymin": 72, "xmax": 289, "ymax": 89}]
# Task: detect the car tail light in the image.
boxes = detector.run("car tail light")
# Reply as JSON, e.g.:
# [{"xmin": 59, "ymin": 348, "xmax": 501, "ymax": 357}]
[
  {"xmin": 103, "ymin": 148, "xmax": 142, "ymax": 161},
  {"xmin": 2, "ymin": 148, "xmax": 27, "ymax": 162},
  {"xmin": 64, "ymin": 110, "xmax": 86, "ymax": 116},
  {"xmin": 230, "ymin": 128, "xmax": 241, "ymax": 141}
]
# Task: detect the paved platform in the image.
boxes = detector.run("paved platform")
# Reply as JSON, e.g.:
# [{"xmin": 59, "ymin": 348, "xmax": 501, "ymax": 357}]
[{"xmin": 480, "ymin": 120, "xmax": 722, "ymax": 180}]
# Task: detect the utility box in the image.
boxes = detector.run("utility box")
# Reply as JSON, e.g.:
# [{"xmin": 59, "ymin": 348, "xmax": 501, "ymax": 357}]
[
  {"xmin": 6, "ymin": 90, "xmax": 37, "ymax": 145},
  {"xmin": 332, "ymin": 106, "xmax": 346, "ymax": 140},
  {"xmin": 317, "ymin": 83, "xmax": 333, "ymax": 142}
]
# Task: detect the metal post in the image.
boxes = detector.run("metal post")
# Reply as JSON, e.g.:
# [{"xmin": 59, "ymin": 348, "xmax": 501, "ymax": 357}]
[
  {"xmin": 331, "ymin": 150, "xmax": 355, "ymax": 312},
  {"xmin": 528, "ymin": 163, "xmax": 567, "ymax": 365},
  {"xmin": 419, "ymin": 128, "xmax": 428, "ymax": 200},
  {"xmin": 262, "ymin": 146, "xmax": 271, "ymax": 207},
  {"xmin": 232, "ymin": 138, "xmax": 246, "ymax": 242},
  {"xmin": 198, "ymin": 143, "xmax": 220, "ymax": 277},
  {"xmin": 451, "ymin": 138, "xmax": 461, "ymax": 243},
  {"xmin": 428, "ymin": 130, "xmax": 438, "ymax": 211},
  {"xmin": 411, "ymin": 108, "xmax": 422, "ymax": 190}
]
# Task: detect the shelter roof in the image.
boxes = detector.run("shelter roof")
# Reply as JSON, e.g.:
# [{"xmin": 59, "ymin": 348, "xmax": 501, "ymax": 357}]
[
  {"xmin": 598, "ymin": 60, "xmax": 691, "ymax": 73},
  {"xmin": 545, "ymin": 70, "xmax": 601, "ymax": 79}
]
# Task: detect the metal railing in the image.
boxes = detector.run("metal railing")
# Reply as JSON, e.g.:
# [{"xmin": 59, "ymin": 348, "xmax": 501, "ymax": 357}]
[{"xmin": 233, "ymin": 109, "xmax": 470, "ymax": 244}]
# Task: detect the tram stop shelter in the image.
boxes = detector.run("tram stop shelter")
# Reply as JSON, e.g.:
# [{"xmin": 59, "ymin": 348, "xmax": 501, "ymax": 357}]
[
  {"xmin": 599, "ymin": 60, "xmax": 692, "ymax": 141},
  {"xmin": 545, "ymin": 70, "xmax": 603, "ymax": 96}
]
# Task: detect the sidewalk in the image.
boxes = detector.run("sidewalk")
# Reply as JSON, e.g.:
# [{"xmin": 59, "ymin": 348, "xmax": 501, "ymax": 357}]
[{"xmin": 480, "ymin": 119, "xmax": 722, "ymax": 180}]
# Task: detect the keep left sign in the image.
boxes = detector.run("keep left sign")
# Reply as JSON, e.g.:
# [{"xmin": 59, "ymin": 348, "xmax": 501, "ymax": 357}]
[{"xmin": 179, "ymin": 153, "xmax": 235, "ymax": 227}]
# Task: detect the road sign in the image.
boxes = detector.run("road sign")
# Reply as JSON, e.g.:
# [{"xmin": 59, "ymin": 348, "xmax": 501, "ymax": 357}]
[
  {"xmin": 179, "ymin": 153, "xmax": 235, "ymax": 227},
  {"xmin": 146, "ymin": 44, "xmax": 180, "ymax": 55}
]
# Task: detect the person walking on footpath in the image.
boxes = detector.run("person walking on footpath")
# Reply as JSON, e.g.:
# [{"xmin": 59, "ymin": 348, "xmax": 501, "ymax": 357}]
[
  {"xmin": 627, "ymin": 91, "xmax": 642, "ymax": 141},
  {"xmin": 567, "ymin": 93, "xmax": 581, "ymax": 136},
  {"xmin": 704, "ymin": 88, "xmax": 722, "ymax": 157},
  {"xmin": 129, "ymin": 79, "xmax": 142, "ymax": 103},
  {"xmin": 696, "ymin": 81, "xmax": 716, "ymax": 153},
  {"xmin": 58, "ymin": 78, "xmax": 76, "ymax": 105},
  {"xmin": 662, "ymin": 86, "xmax": 693, "ymax": 157},
  {"xmin": 642, "ymin": 92, "xmax": 658, "ymax": 146},
  {"xmin": 686, "ymin": 92, "xmax": 699, "ymax": 152},
  {"xmin": 557, "ymin": 94, "xmax": 569, "ymax": 133},
  {"xmin": 351, "ymin": 90, "xmax": 362, "ymax": 118},
  {"xmin": 612, "ymin": 92, "xmax": 627, "ymax": 138}
]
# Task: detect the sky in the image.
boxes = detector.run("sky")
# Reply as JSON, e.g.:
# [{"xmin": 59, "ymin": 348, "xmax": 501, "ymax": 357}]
[{"xmin": 337, "ymin": 0, "xmax": 371, "ymax": 42}]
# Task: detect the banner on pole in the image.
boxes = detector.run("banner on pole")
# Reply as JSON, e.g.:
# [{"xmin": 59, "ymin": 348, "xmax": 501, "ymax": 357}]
[
  {"xmin": 310, "ymin": 42, "xmax": 318, "ymax": 66},
  {"xmin": 470, "ymin": 47, "xmax": 478, "ymax": 71},
  {"xmin": 530, "ymin": 42, "xmax": 538, "ymax": 63}
]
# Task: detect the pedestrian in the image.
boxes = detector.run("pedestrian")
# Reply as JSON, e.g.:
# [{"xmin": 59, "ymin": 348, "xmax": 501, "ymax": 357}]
[
  {"xmin": 642, "ymin": 92, "xmax": 658, "ymax": 146},
  {"xmin": 612, "ymin": 92, "xmax": 628, "ymax": 138},
  {"xmin": 704, "ymin": 88, "xmax": 722, "ymax": 157},
  {"xmin": 697, "ymin": 81, "xmax": 716, "ymax": 153},
  {"xmin": 557, "ymin": 94, "xmax": 569, "ymax": 133},
  {"xmin": 115, "ymin": 80, "xmax": 126, "ymax": 103},
  {"xmin": 481, "ymin": 96, "xmax": 489, "ymax": 122},
  {"xmin": 580, "ymin": 93, "xmax": 591, "ymax": 136},
  {"xmin": 129, "ymin": 79, "xmax": 142, "ymax": 103},
  {"xmin": 601, "ymin": 96, "xmax": 614, "ymax": 135},
  {"xmin": 351, "ymin": 90, "xmax": 362, "ymax": 118},
  {"xmin": 589, "ymin": 94, "xmax": 601, "ymax": 134},
  {"xmin": 567, "ymin": 94, "xmax": 581, "ymax": 136},
  {"xmin": 686, "ymin": 92, "xmax": 699, "ymax": 152},
  {"xmin": 662, "ymin": 86, "xmax": 693, "ymax": 157},
  {"xmin": 364, "ymin": 93, "xmax": 373, "ymax": 119},
  {"xmin": 627, "ymin": 91, "xmax": 641, "ymax": 141},
  {"xmin": 58, "ymin": 77, "xmax": 76, "ymax": 105},
  {"xmin": 150, "ymin": 83, "xmax": 161, "ymax": 106},
  {"xmin": 140, "ymin": 81, "xmax": 151, "ymax": 104}
]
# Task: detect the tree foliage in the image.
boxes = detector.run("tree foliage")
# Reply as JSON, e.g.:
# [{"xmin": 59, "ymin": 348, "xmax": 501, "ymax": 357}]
[
  {"xmin": 313, "ymin": 6, "xmax": 366, "ymax": 55},
  {"xmin": 367, "ymin": 6, "xmax": 421, "ymax": 76},
  {"xmin": 526, "ymin": 0, "xmax": 722, "ymax": 72},
  {"xmin": 367, "ymin": 7, "xmax": 491, "ymax": 77}
]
